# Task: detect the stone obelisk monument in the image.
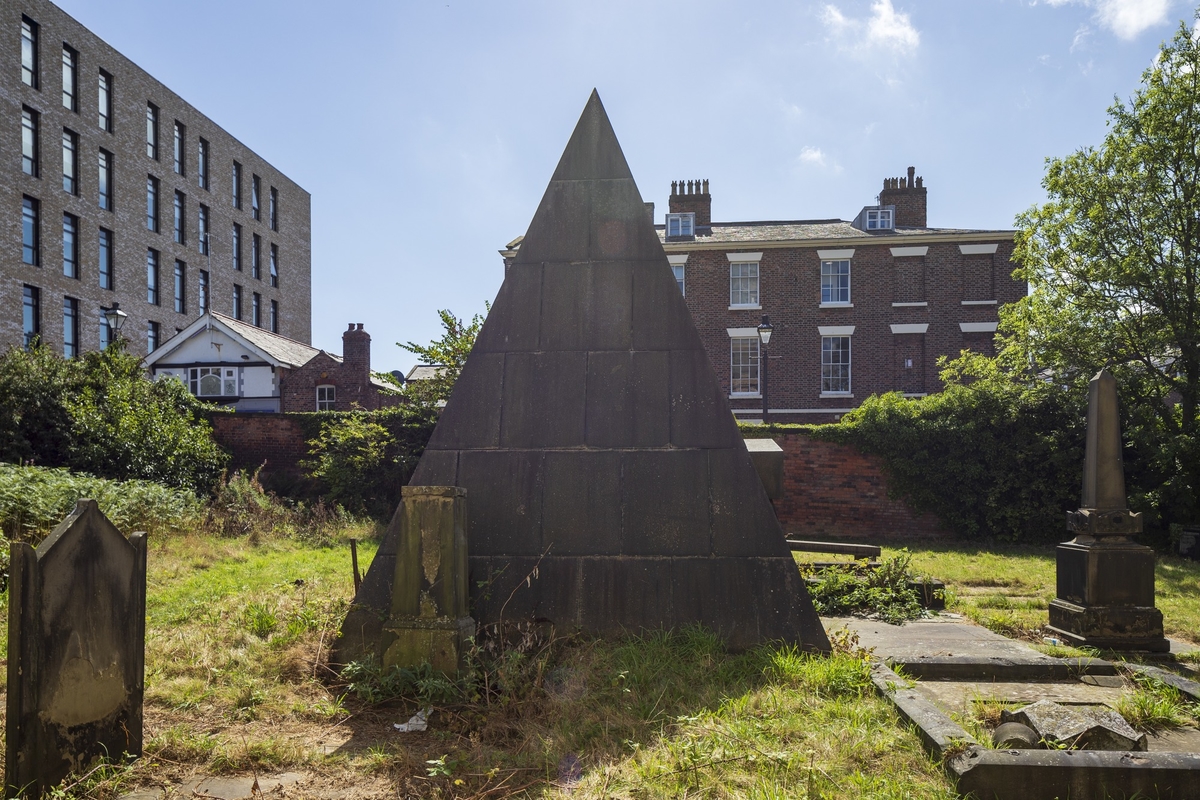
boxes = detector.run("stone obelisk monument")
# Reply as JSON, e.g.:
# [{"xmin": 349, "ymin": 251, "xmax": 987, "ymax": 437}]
[{"xmin": 1047, "ymin": 369, "xmax": 1169, "ymax": 651}]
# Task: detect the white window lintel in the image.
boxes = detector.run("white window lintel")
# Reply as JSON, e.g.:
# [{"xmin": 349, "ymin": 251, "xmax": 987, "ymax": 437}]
[
  {"xmin": 819, "ymin": 302, "xmax": 854, "ymax": 309},
  {"xmin": 960, "ymin": 322, "xmax": 999, "ymax": 333},
  {"xmin": 892, "ymin": 301, "xmax": 928, "ymax": 307},
  {"xmin": 959, "ymin": 243, "xmax": 999, "ymax": 255},
  {"xmin": 667, "ymin": 254, "xmax": 689, "ymax": 266},
  {"xmin": 817, "ymin": 249, "xmax": 855, "ymax": 260},
  {"xmin": 726, "ymin": 251, "xmax": 763, "ymax": 262},
  {"xmin": 890, "ymin": 246, "xmax": 929, "ymax": 257},
  {"xmin": 818, "ymin": 325, "xmax": 856, "ymax": 336},
  {"xmin": 961, "ymin": 299, "xmax": 997, "ymax": 305},
  {"xmin": 890, "ymin": 323, "xmax": 929, "ymax": 334},
  {"xmin": 727, "ymin": 327, "xmax": 759, "ymax": 337}
]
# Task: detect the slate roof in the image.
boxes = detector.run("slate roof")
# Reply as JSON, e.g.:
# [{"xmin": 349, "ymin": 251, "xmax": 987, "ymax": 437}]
[
  {"xmin": 656, "ymin": 219, "xmax": 1010, "ymax": 245},
  {"xmin": 208, "ymin": 312, "xmax": 323, "ymax": 368},
  {"xmin": 405, "ymin": 364, "xmax": 446, "ymax": 382}
]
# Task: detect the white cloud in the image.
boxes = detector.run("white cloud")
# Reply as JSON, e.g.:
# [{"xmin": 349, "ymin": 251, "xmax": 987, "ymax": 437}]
[
  {"xmin": 1070, "ymin": 24, "xmax": 1092, "ymax": 52},
  {"xmin": 798, "ymin": 146, "xmax": 827, "ymax": 166},
  {"xmin": 1038, "ymin": 0, "xmax": 1175, "ymax": 40},
  {"xmin": 821, "ymin": 0, "xmax": 920, "ymax": 55}
]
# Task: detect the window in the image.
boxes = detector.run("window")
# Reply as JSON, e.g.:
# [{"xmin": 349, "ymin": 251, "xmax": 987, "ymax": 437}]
[
  {"xmin": 730, "ymin": 337, "xmax": 760, "ymax": 395},
  {"xmin": 98, "ymin": 227, "xmax": 113, "ymax": 289},
  {"xmin": 147, "ymin": 321, "xmax": 160, "ymax": 352},
  {"xmin": 22, "ymin": 196, "xmax": 40, "ymax": 265},
  {"xmin": 173, "ymin": 191, "xmax": 185, "ymax": 243},
  {"xmin": 270, "ymin": 300, "xmax": 278, "ymax": 333},
  {"xmin": 173, "ymin": 121, "xmax": 185, "ymax": 174},
  {"xmin": 251, "ymin": 175, "xmax": 260, "ymax": 219},
  {"xmin": 174, "ymin": 260, "xmax": 186, "ymax": 313},
  {"xmin": 188, "ymin": 367, "xmax": 237, "ymax": 397},
  {"xmin": 98, "ymin": 149, "xmax": 112, "ymax": 210},
  {"xmin": 99, "ymin": 309, "xmax": 113, "ymax": 350},
  {"xmin": 197, "ymin": 138, "xmax": 209, "ymax": 189},
  {"xmin": 22, "ymin": 107, "xmax": 39, "ymax": 176},
  {"xmin": 63, "ymin": 296, "xmax": 79, "ymax": 357},
  {"xmin": 866, "ymin": 208, "xmax": 893, "ymax": 230},
  {"xmin": 232, "ymin": 223, "xmax": 242, "ymax": 270},
  {"xmin": 98, "ymin": 70, "xmax": 112, "ymax": 131},
  {"xmin": 62, "ymin": 213, "xmax": 78, "ymax": 278},
  {"xmin": 146, "ymin": 103, "xmax": 158, "ymax": 159},
  {"xmin": 147, "ymin": 248, "xmax": 159, "ymax": 304},
  {"xmin": 729, "ymin": 262, "xmax": 759, "ymax": 307},
  {"xmin": 146, "ymin": 175, "xmax": 159, "ymax": 231},
  {"xmin": 61, "ymin": 46, "xmax": 77, "ymax": 111},
  {"xmin": 198, "ymin": 204, "xmax": 209, "ymax": 254},
  {"xmin": 821, "ymin": 336, "xmax": 851, "ymax": 394},
  {"xmin": 23, "ymin": 286, "xmax": 41, "ymax": 348},
  {"xmin": 251, "ymin": 233, "xmax": 261, "ymax": 278},
  {"xmin": 269, "ymin": 244, "xmax": 278, "ymax": 287},
  {"xmin": 198, "ymin": 269, "xmax": 209, "ymax": 314},
  {"xmin": 673, "ymin": 265, "xmax": 685, "ymax": 295},
  {"xmin": 316, "ymin": 385, "xmax": 336, "ymax": 411},
  {"xmin": 269, "ymin": 187, "xmax": 278, "ymax": 230},
  {"xmin": 252, "ymin": 292, "xmax": 261, "ymax": 327},
  {"xmin": 232, "ymin": 161, "xmax": 242, "ymax": 208},
  {"xmin": 233, "ymin": 284, "xmax": 243, "ymax": 319},
  {"xmin": 21, "ymin": 17, "xmax": 39, "ymax": 88},
  {"xmin": 820, "ymin": 260, "xmax": 851, "ymax": 304},
  {"xmin": 666, "ymin": 212, "xmax": 694, "ymax": 238},
  {"xmin": 62, "ymin": 129, "xmax": 78, "ymax": 194}
]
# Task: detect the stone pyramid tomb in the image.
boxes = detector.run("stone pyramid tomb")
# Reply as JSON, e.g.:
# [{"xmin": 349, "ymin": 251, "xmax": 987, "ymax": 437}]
[{"xmin": 344, "ymin": 91, "xmax": 829, "ymax": 654}]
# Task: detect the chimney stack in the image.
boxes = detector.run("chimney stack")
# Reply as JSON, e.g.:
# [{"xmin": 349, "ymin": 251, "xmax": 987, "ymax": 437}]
[
  {"xmin": 342, "ymin": 322, "xmax": 371, "ymax": 381},
  {"xmin": 668, "ymin": 178, "xmax": 712, "ymax": 226},
  {"xmin": 878, "ymin": 166, "xmax": 927, "ymax": 228}
]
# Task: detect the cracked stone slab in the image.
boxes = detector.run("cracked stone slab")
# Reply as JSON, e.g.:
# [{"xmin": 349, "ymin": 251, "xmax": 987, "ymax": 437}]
[{"xmin": 1002, "ymin": 699, "xmax": 1147, "ymax": 751}]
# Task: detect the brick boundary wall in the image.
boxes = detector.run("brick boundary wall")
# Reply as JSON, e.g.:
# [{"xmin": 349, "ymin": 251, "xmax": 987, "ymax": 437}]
[
  {"xmin": 767, "ymin": 432, "xmax": 949, "ymax": 541},
  {"xmin": 210, "ymin": 414, "xmax": 309, "ymax": 478}
]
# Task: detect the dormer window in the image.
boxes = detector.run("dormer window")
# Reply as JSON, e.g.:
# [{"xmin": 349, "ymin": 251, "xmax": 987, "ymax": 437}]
[
  {"xmin": 866, "ymin": 208, "xmax": 893, "ymax": 230},
  {"xmin": 666, "ymin": 212, "xmax": 695, "ymax": 238}
]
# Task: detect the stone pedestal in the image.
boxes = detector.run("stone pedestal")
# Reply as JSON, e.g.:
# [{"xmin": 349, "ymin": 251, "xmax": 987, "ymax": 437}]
[
  {"xmin": 1047, "ymin": 539, "xmax": 1168, "ymax": 652},
  {"xmin": 381, "ymin": 486, "xmax": 474, "ymax": 674}
]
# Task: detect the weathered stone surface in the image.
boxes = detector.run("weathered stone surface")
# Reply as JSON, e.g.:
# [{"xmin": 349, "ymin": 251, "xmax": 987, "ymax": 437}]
[
  {"xmin": 993, "ymin": 722, "xmax": 1040, "ymax": 749},
  {"xmin": 5, "ymin": 500, "xmax": 147, "ymax": 800},
  {"xmin": 1002, "ymin": 699, "xmax": 1147, "ymax": 751},
  {"xmin": 745, "ymin": 438, "xmax": 784, "ymax": 500},
  {"xmin": 951, "ymin": 748, "xmax": 1200, "ymax": 800}
]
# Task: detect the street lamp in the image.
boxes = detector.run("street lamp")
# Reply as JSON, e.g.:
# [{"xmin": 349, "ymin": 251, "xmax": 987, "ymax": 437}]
[
  {"xmin": 757, "ymin": 314, "xmax": 773, "ymax": 421},
  {"xmin": 102, "ymin": 301, "xmax": 128, "ymax": 347}
]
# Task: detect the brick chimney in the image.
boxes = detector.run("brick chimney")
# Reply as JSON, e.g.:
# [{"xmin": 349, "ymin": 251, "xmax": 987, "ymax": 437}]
[
  {"xmin": 668, "ymin": 179, "xmax": 712, "ymax": 226},
  {"xmin": 878, "ymin": 167, "xmax": 927, "ymax": 228},
  {"xmin": 342, "ymin": 323, "xmax": 371, "ymax": 381}
]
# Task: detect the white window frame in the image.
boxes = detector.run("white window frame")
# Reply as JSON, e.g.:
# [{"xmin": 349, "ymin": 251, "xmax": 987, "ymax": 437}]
[
  {"xmin": 188, "ymin": 366, "xmax": 237, "ymax": 397},
  {"xmin": 316, "ymin": 384, "xmax": 336, "ymax": 411},
  {"xmin": 728, "ymin": 253, "xmax": 762, "ymax": 309},
  {"xmin": 866, "ymin": 208, "xmax": 893, "ymax": 230},
  {"xmin": 820, "ymin": 259, "xmax": 851, "ymax": 306},
  {"xmin": 668, "ymin": 254, "xmax": 688, "ymax": 296},
  {"xmin": 666, "ymin": 212, "xmax": 694, "ymax": 237},
  {"xmin": 729, "ymin": 336, "xmax": 761, "ymax": 397},
  {"xmin": 821, "ymin": 335, "xmax": 852, "ymax": 396}
]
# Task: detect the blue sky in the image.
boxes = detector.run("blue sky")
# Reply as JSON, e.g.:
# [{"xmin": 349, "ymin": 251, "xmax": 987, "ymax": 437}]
[{"xmin": 55, "ymin": 0, "xmax": 1195, "ymax": 371}]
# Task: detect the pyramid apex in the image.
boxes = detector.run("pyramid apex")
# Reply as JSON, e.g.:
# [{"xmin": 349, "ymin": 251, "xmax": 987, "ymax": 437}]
[{"xmin": 549, "ymin": 91, "xmax": 633, "ymax": 183}]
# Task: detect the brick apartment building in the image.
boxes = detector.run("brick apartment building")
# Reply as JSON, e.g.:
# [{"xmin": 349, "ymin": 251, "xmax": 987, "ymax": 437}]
[
  {"xmin": 502, "ymin": 168, "xmax": 1023, "ymax": 423},
  {"xmin": 2, "ymin": 0, "xmax": 311, "ymax": 360}
]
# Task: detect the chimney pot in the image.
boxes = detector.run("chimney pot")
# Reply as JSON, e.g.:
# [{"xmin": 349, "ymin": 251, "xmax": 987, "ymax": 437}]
[
  {"xmin": 667, "ymin": 178, "xmax": 713, "ymax": 226},
  {"xmin": 347, "ymin": 323, "xmax": 354, "ymax": 331}
]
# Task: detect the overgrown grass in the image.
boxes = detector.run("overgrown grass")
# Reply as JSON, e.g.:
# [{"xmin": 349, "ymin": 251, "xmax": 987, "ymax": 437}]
[{"xmin": 801, "ymin": 552, "xmax": 927, "ymax": 625}]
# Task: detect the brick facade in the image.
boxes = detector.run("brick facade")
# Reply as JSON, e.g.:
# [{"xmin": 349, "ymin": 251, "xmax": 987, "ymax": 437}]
[
  {"xmin": 2, "ymin": 0, "xmax": 312, "ymax": 358},
  {"xmin": 280, "ymin": 323, "xmax": 402, "ymax": 412},
  {"xmin": 210, "ymin": 413, "xmax": 308, "ymax": 479}
]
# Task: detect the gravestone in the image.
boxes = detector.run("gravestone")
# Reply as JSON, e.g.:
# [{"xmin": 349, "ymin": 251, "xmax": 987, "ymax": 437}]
[
  {"xmin": 5, "ymin": 500, "xmax": 147, "ymax": 799},
  {"xmin": 341, "ymin": 91, "xmax": 829, "ymax": 657},
  {"xmin": 1047, "ymin": 369, "xmax": 1169, "ymax": 651}
]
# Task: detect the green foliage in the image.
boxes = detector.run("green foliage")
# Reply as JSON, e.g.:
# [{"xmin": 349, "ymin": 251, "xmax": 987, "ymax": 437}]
[
  {"xmin": 801, "ymin": 552, "xmax": 927, "ymax": 625},
  {"xmin": 399, "ymin": 305, "xmax": 488, "ymax": 406},
  {"xmin": 341, "ymin": 656, "xmax": 466, "ymax": 706},
  {"xmin": 0, "ymin": 343, "xmax": 227, "ymax": 493}
]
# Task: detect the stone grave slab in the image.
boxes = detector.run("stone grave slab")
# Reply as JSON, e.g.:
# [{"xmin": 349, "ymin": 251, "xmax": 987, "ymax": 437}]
[
  {"xmin": 1003, "ymin": 699, "xmax": 1148, "ymax": 751},
  {"xmin": 913, "ymin": 679, "xmax": 1128, "ymax": 719}
]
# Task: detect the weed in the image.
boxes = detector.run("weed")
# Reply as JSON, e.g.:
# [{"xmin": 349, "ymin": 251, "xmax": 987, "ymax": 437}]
[
  {"xmin": 242, "ymin": 602, "xmax": 279, "ymax": 639},
  {"xmin": 1117, "ymin": 671, "xmax": 1200, "ymax": 731},
  {"xmin": 802, "ymin": 551, "xmax": 925, "ymax": 624}
]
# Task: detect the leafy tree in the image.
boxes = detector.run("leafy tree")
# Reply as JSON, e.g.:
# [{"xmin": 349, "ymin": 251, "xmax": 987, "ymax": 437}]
[
  {"xmin": 1004, "ymin": 16, "xmax": 1200, "ymax": 529},
  {"xmin": 398, "ymin": 306, "xmax": 488, "ymax": 406}
]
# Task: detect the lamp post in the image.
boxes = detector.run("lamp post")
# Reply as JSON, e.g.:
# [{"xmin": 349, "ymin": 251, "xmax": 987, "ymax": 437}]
[
  {"xmin": 102, "ymin": 301, "xmax": 128, "ymax": 348},
  {"xmin": 757, "ymin": 314, "xmax": 773, "ymax": 421}
]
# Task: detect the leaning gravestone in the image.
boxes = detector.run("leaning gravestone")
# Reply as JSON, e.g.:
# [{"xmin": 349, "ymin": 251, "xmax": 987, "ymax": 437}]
[
  {"xmin": 340, "ymin": 91, "xmax": 829, "ymax": 657},
  {"xmin": 5, "ymin": 500, "xmax": 147, "ymax": 800}
]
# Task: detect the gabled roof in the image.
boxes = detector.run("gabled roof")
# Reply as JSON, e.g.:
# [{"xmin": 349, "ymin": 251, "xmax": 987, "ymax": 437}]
[{"xmin": 144, "ymin": 312, "xmax": 323, "ymax": 369}]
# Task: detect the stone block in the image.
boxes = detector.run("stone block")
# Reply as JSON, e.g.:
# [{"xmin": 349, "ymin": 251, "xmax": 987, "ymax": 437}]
[
  {"xmin": 1055, "ymin": 540, "xmax": 1156, "ymax": 607},
  {"xmin": 668, "ymin": 348, "xmax": 740, "ymax": 449},
  {"xmin": 541, "ymin": 451, "xmax": 622, "ymax": 555},
  {"xmin": 1047, "ymin": 599, "xmax": 1168, "ymax": 651},
  {"xmin": 473, "ymin": 264, "xmax": 542, "ymax": 353},
  {"xmin": 709, "ymin": 447, "xmax": 788, "ymax": 557},
  {"xmin": 744, "ymin": 438, "xmax": 784, "ymax": 500},
  {"xmin": 458, "ymin": 451, "xmax": 544, "ymax": 556},
  {"xmin": 1002, "ymin": 699, "xmax": 1147, "ymax": 751},
  {"xmin": 621, "ymin": 450, "xmax": 710, "ymax": 555},
  {"xmin": 513, "ymin": 181, "xmax": 592, "ymax": 265},
  {"xmin": 584, "ymin": 350, "xmax": 669, "ymax": 447},
  {"xmin": 539, "ymin": 262, "xmax": 633, "ymax": 351},
  {"xmin": 591, "ymin": 179, "xmax": 663, "ymax": 262},
  {"xmin": 426, "ymin": 352, "xmax": 504, "ymax": 450},
  {"xmin": 631, "ymin": 260, "xmax": 703, "ymax": 352},
  {"xmin": 500, "ymin": 352, "xmax": 587, "ymax": 448}
]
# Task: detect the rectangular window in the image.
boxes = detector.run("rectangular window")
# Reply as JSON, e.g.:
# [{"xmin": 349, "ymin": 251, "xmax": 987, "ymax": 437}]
[
  {"xmin": 729, "ymin": 262, "xmax": 759, "ymax": 307},
  {"xmin": 197, "ymin": 138, "xmax": 209, "ymax": 189},
  {"xmin": 269, "ymin": 244, "xmax": 279, "ymax": 287},
  {"xmin": 62, "ymin": 128, "xmax": 78, "ymax": 194},
  {"xmin": 147, "ymin": 248, "xmax": 159, "ymax": 305},
  {"xmin": 232, "ymin": 223, "xmax": 242, "ymax": 270},
  {"xmin": 270, "ymin": 299, "xmax": 278, "ymax": 333},
  {"xmin": 173, "ymin": 121, "xmax": 185, "ymax": 174},
  {"xmin": 820, "ymin": 260, "xmax": 851, "ymax": 304},
  {"xmin": 98, "ymin": 227, "xmax": 113, "ymax": 289},
  {"xmin": 99, "ymin": 309, "xmax": 112, "ymax": 350},
  {"xmin": 22, "ymin": 107, "xmax": 39, "ymax": 176},
  {"xmin": 98, "ymin": 70, "xmax": 112, "ymax": 131},
  {"xmin": 22, "ymin": 196, "xmax": 40, "ymax": 265},
  {"xmin": 252, "ymin": 292, "xmax": 261, "ymax": 327},
  {"xmin": 821, "ymin": 336, "xmax": 852, "ymax": 394},
  {"xmin": 98, "ymin": 149, "xmax": 112, "ymax": 209},
  {"xmin": 198, "ymin": 269, "xmax": 209, "ymax": 314},
  {"xmin": 251, "ymin": 233, "xmax": 261, "ymax": 279},
  {"xmin": 61, "ymin": 46, "xmax": 77, "ymax": 111},
  {"xmin": 21, "ymin": 17, "xmax": 39, "ymax": 89},
  {"xmin": 188, "ymin": 366, "xmax": 237, "ymax": 397},
  {"xmin": 146, "ymin": 175, "xmax": 159, "ymax": 231},
  {"xmin": 730, "ymin": 337, "xmax": 760, "ymax": 395},
  {"xmin": 666, "ymin": 212, "xmax": 694, "ymax": 238},
  {"xmin": 146, "ymin": 103, "xmax": 158, "ymax": 159},
  {"xmin": 232, "ymin": 161, "xmax": 242, "ymax": 208},
  {"xmin": 316, "ymin": 385, "xmax": 336, "ymax": 411},
  {"xmin": 251, "ymin": 174, "xmax": 260, "ymax": 220},
  {"xmin": 173, "ymin": 191, "xmax": 185, "ymax": 243},
  {"xmin": 62, "ymin": 213, "xmax": 78, "ymax": 278},
  {"xmin": 269, "ymin": 187, "xmax": 278, "ymax": 230},
  {"xmin": 198, "ymin": 204, "xmax": 209, "ymax": 254},
  {"xmin": 232, "ymin": 284, "xmax": 243, "ymax": 320},
  {"xmin": 63, "ymin": 296, "xmax": 79, "ymax": 357},
  {"xmin": 147, "ymin": 320, "xmax": 160, "ymax": 352},
  {"xmin": 672, "ymin": 265, "xmax": 685, "ymax": 295},
  {"xmin": 174, "ymin": 260, "xmax": 186, "ymax": 313},
  {"xmin": 866, "ymin": 208, "xmax": 893, "ymax": 230},
  {"xmin": 23, "ymin": 286, "xmax": 41, "ymax": 348}
]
